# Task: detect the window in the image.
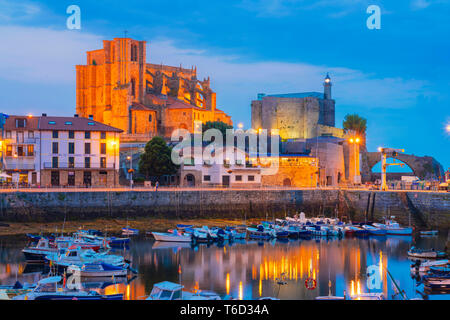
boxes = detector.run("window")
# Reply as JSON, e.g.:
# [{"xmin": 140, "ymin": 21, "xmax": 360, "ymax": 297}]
[
  {"xmin": 131, "ymin": 44, "xmax": 138, "ymax": 62},
  {"xmin": 85, "ymin": 131, "xmax": 91, "ymax": 139},
  {"xmin": 52, "ymin": 142, "xmax": 58, "ymax": 154},
  {"xmin": 87, "ymin": 122, "xmax": 95, "ymax": 126},
  {"xmin": 27, "ymin": 145, "xmax": 34, "ymax": 156},
  {"xmin": 65, "ymin": 121, "xmax": 72, "ymax": 125},
  {"xmin": 28, "ymin": 131, "xmax": 34, "ymax": 138},
  {"xmin": 100, "ymin": 143, "xmax": 106, "ymax": 155},
  {"xmin": 235, "ymin": 175, "xmax": 242, "ymax": 181},
  {"xmin": 149, "ymin": 115, "xmax": 152, "ymax": 122},
  {"xmin": 68, "ymin": 142, "xmax": 75, "ymax": 154},
  {"xmin": 69, "ymin": 131, "xmax": 74, "ymax": 139},
  {"xmin": 48, "ymin": 121, "xmax": 56, "ymax": 125},
  {"xmin": 131, "ymin": 78, "xmax": 136, "ymax": 97},
  {"xmin": 248, "ymin": 175, "xmax": 255, "ymax": 181},
  {"xmin": 6, "ymin": 145, "xmax": 12, "ymax": 156},
  {"xmin": 204, "ymin": 175, "xmax": 211, "ymax": 181},
  {"xmin": 52, "ymin": 131, "xmax": 58, "ymax": 138},
  {"xmin": 17, "ymin": 146, "xmax": 24, "ymax": 156},
  {"xmin": 52, "ymin": 157, "xmax": 58, "ymax": 168},
  {"xmin": 100, "ymin": 157, "xmax": 107, "ymax": 168},
  {"xmin": 84, "ymin": 157, "xmax": 91, "ymax": 168},
  {"xmin": 5, "ymin": 131, "xmax": 11, "ymax": 138},
  {"xmin": 84, "ymin": 143, "xmax": 91, "ymax": 154},
  {"xmin": 68, "ymin": 157, "xmax": 74, "ymax": 168},
  {"xmin": 16, "ymin": 119, "xmax": 26, "ymax": 128},
  {"xmin": 100, "ymin": 132, "xmax": 106, "ymax": 139}
]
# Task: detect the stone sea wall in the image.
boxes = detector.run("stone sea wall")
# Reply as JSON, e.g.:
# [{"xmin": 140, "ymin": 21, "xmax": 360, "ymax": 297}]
[{"xmin": 0, "ymin": 189, "xmax": 449, "ymax": 229}]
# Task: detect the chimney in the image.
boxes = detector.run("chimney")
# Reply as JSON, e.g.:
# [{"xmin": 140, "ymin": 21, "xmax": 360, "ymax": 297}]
[
  {"xmin": 42, "ymin": 113, "xmax": 47, "ymax": 117},
  {"xmin": 74, "ymin": 114, "xmax": 79, "ymax": 118},
  {"xmin": 88, "ymin": 115, "xmax": 93, "ymax": 120}
]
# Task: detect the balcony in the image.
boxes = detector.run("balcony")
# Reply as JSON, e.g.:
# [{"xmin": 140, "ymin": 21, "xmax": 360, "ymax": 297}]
[
  {"xmin": 3, "ymin": 161, "xmax": 35, "ymax": 170},
  {"xmin": 43, "ymin": 162, "xmax": 116, "ymax": 170}
]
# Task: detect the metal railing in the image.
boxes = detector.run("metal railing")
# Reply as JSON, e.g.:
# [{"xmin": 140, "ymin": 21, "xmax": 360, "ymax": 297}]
[{"xmin": 43, "ymin": 162, "xmax": 115, "ymax": 169}]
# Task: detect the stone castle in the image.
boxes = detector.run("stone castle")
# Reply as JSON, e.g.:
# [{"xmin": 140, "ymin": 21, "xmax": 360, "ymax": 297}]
[{"xmin": 76, "ymin": 37, "xmax": 232, "ymax": 142}]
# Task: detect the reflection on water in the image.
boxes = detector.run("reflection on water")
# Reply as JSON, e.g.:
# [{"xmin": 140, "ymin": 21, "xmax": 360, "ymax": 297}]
[{"xmin": 0, "ymin": 234, "xmax": 448, "ymax": 300}]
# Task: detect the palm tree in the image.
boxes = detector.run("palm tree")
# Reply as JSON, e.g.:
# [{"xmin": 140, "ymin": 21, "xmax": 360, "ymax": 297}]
[{"xmin": 343, "ymin": 114, "xmax": 367, "ymax": 136}]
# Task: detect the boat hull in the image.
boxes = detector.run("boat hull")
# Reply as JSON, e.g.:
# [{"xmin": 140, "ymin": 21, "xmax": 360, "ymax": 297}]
[{"xmin": 152, "ymin": 232, "xmax": 191, "ymax": 242}]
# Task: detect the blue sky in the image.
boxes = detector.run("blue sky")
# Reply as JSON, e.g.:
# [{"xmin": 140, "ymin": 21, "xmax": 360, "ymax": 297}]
[{"xmin": 0, "ymin": 0, "xmax": 449, "ymax": 170}]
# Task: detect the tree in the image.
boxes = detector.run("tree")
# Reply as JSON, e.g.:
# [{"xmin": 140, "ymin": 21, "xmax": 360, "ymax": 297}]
[
  {"xmin": 202, "ymin": 121, "xmax": 233, "ymax": 137},
  {"xmin": 138, "ymin": 136, "xmax": 178, "ymax": 181},
  {"xmin": 343, "ymin": 114, "xmax": 367, "ymax": 136}
]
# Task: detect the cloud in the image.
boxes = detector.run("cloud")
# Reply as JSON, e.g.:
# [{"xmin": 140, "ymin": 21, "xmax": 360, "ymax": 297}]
[
  {"xmin": 147, "ymin": 38, "xmax": 432, "ymax": 110},
  {"xmin": 237, "ymin": 0, "xmax": 375, "ymax": 18},
  {"xmin": 0, "ymin": 0, "xmax": 41, "ymax": 22},
  {"xmin": 0, "ymin": 25, "xmax": 102, "ymax": 83},
  {"xmin": 410, "ymin": 0, "xmax": 449, "ymax": 10}
]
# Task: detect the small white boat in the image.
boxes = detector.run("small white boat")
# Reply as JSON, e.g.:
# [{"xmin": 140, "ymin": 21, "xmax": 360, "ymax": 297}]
[
  {"xmin": 146, "ymin": 281, "xmax": 221, "ymax": 300},
  {"xmin": 420, "ymin": 230, "xmax": 438, "ymax": 236},
  {"xmin": 350, "ymin": 292, "xmax": 384, "ymax": 300},
  {"xmin": 151, "ymin": 231, "xmax": 191, "ymax": 242},
  {"xmin": 407, "ymin": 247, "xmax": 447, "ymax": 259},
  {"xmin": 67, "ymin": 262, "xmax": 128, "ymax": 277},
  {"xmin": 122, "ymin": 227, "xmax": 139, "ymax": 236},
  {"xmin": 410, "ymin": 259, "xmax": 449, "ymax": 275},
  {"xmin": 362, "ymin": 225, "xmax": 387, "ymax": 235}
]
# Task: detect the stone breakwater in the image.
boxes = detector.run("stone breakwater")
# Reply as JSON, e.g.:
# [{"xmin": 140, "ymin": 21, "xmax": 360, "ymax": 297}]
[{"xmin": 0, "ymin": 189, "xmax": 449, "ymax": 229}]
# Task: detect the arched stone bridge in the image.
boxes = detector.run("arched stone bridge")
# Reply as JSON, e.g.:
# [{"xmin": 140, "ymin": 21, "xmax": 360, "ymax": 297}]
[{"xmin": 361, "ymin": 151, "xmax": 445, "ymax": 181}]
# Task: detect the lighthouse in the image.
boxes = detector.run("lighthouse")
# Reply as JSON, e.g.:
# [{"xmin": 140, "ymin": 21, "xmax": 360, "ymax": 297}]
[{"xmin": 323, "ymin": 73, "xmax": 332, "ymax": 100}]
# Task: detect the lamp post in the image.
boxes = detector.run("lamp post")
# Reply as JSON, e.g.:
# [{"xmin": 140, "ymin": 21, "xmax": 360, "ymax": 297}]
[{"xmin": 127, "ymin": 154, "xmax": 133, "ymax": 189}]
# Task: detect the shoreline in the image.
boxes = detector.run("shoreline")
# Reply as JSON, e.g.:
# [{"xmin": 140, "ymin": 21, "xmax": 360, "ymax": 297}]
[{"xmin": 0, "ymin": 217, "xmax": 257, "ymax": 237}]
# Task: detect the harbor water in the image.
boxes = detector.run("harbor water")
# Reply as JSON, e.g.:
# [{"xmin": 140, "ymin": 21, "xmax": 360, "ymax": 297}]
[{"xmin": 0, "ymin": 233, "xmax": 448, "ymax": 300}]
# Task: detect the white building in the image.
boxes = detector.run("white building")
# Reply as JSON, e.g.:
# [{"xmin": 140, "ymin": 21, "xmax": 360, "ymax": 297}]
[
  {"xmin": 179, "ymin": 146, "xmax": 261, "ymax": 187},
  {"xmin": 0, "ymin": 114, "xmax": 122, "ymax": 187}
]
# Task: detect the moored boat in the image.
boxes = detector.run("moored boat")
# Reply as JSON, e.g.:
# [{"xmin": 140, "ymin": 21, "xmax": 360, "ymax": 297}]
[
  {"xmin": 151, "ymin": 231, "xmax": 191, "ymax": 242},
  {"xmin": 407, "ymin": 247, "xmax": 447, "ymax": 259},
  {"xmin": 362, "ymin": 225, "xmax": 387, "ymax": 236},
  {"xmin": 67, "ymin": 262, "xmax": 129, "ymax": 277},
  {"xmin": 146, "ymin": 281, "xmax": 221, "ymax": 300}
]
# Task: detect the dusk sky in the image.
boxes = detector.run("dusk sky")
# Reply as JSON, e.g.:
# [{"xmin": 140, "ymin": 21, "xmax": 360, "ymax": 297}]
[{"xmin": 0, "ymin": 0, "xmax": 448, "ymax": 169}]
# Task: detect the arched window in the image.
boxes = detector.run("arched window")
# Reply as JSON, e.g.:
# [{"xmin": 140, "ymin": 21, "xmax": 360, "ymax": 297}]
[{"xmin": 149, "ymin": 114, "xmax": 152, "ymax": 122}]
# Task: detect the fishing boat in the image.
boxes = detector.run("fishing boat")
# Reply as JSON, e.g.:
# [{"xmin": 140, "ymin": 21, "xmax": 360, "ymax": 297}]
[
  {"xmin": 151, "ymin": 231, "xmax": 191, "ymax": 242},
  {"xmin": 146, "ymin": 281, "xmax": 221, "ymax": 300},
  {"xmin": 410, "ymin": 259, "xmax": 449, "ymax": 275},
  {"xmin": 192, "ymin": 226, "xmax": 216, "ymax": 242},
  {"xmin": 22, "ymin": 237, "xmax": 59, "ymax": 262},
  {"xmin": 45, "ymin": 246, "xmax": 126, "ymax": 271},
  {"xmin": 407, "ymin": 246, "xmax": 447, "ymax": 259},
  {"xmin": 67, "ymin": 262, "xmax": 129, "ymax": 277},
  {"xmin": 0, "ymin": 281, "xmax": 36, "ymax": 300},
  {"xmin": 246, "ymin": 225, "xmax": 276, "ymax": 239},
  {"xmin": 420, "ymin": 230, "xmax": 438, "ymax": 236},
  {"xmin": 374, "ymin": 217, "xmax": 413, "ymax": 235},
  {"xmin": 122, "ymin": 227, "xmax": 139, "ymax": 236},
  {"xmin": 227, "ymin": 227, "xmax": 247, "ymax": 239},
  {"xmin": 422, "ymin": 275, "xmax": 450, "ymax": 290},
  {"xmin": 428, "ymin": 265, "xmax": 450, "ymax": 275},
  {"xmin": 12, "ymin": 276, "xmax": 123, "ymax": 300},
  {"xmin": 176, "ymin": 224, "xmax": 194, "ymax": 230},
  {"xmin": 362, "ymin": 225, "xmax": 387, "ymax": 236}
]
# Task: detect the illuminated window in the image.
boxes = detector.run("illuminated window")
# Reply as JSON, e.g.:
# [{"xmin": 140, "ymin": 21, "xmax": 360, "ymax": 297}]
[
  {"xmin": 101, "ymin": 132, "xmax": 106, "ymax": 139},
  {"xmin": 100, "ymin": 143, "xmax": 106, "ymax": 154},
  {"xmin": 27, "ymin": 145, "xmax": 34, "ymax": 156}
]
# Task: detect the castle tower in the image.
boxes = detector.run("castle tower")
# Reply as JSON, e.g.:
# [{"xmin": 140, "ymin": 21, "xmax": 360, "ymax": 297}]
[{"xmin": 323, "ymin": 73, "xmax": 332, "ymax": 100}]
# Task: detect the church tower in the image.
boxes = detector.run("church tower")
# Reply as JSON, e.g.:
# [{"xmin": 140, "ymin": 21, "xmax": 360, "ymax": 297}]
[{"xmin": 323, "ymin": 73, "xmax": 332, "ymax": 100}]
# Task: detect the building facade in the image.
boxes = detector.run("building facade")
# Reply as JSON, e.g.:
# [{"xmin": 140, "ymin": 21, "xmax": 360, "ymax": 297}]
[
  {"xmin": 251, "ymin": 75, "xmax": 360, "ymax": 186},
  {"xmin": 0, "ymin": 114, "xmax": 122, "ymax": 187},
  {"xmin": 179, "ymin": 147, "xmax": 262, "ymax": 187},
  {"xmin": 76, "ymin": 37, "xmax": 232, "ymax": 142}
]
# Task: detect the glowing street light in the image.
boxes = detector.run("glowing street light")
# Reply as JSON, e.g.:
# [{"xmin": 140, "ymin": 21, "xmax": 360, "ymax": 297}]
[
  {"xmin": 348, "ymin": 137, "xmax": 361, "ymax": 184},
  {"xmin": 446, "ymin": 124, "xmax": 450, "ymax": 133},
  {"xmin": 237, "ymin": 122, "xmax": 244, "ymax": 129}
]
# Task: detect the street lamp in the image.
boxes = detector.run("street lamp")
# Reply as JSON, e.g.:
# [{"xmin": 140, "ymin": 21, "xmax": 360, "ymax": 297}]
[
  {"xmin": 446, "ymin": 124, "xmax": 450, "ymax": 133},
  {"xmin": 127, "ymin": 155, "xmax": 134, "ymax": 189}
]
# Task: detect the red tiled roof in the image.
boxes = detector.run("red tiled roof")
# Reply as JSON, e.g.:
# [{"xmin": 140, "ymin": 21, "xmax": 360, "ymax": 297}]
[
  {"xmin": 130, "ymin": 102, "xmax": 157, "ymax": 112},
  {"xmin": 3, "ymin": 115, "xmax": 122, "ymax": 132},
  {"xmin": 38, "ymin": 116, "xmax": 123, "ymax": 132}
]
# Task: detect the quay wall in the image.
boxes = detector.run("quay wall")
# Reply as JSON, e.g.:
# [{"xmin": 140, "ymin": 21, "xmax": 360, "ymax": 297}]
[{"xmin": 0, "ymin": 189, "xmax": 449, "ymax": 229}]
